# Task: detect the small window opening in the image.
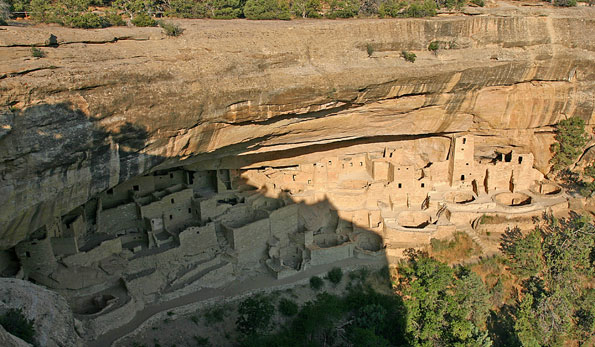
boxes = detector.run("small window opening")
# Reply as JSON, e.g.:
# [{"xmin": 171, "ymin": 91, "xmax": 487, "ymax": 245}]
[
  {"xmin": 171, "ymin": 198, "xmax": 175, "ymax": 204},
  {"xmin": 107, "ymin": 189, "xmax": 113, "ymax": 195},
  {"xmin": 360, "ymin": 162, "xmax": 363, "ymax": 166},
  {"xmin": 389, "ymin": 153, "xmax": 393, "ymax": 158},
  {"xmin": 133, "ymin": 185, "xmax": 139, "ymax": 191},
  {"xmin": 188, "ymin": 208, "xmax": 192, "ymax": 214},
  {"xmin": 169, "ymin": 173, "xmax": 174, "ymax": 178},
  {"xmin": 307, "ymin": 180, "xmax": 312, "ymax": 185},
  {"xmin": 518, "ymin": 156, "xmax": 523, "ymax": 164},
  {"xmin": 328, "ymin": 161, "xmax": 332, "ymax": 165},
  {"xmin": 169, "ymin": 215, "xmax": 173, "ymax": 220},
  {"xmin": 421, "ymin": 183, "xmax": 425, "ymax": 188},
  {"xmin": 463, "ymin": 138, "xmax": 466, "ymax": 144},
  {"xmin": 25, "ymin": 251, "xmax": 31, "ymax": 258},
  {"xmin": 292, "ymin": 175, "xmax": 296, "ymax": 181},
  {"xmin": 398, "ymin": 183, "xmax": 402, "ymax": 189},
  {"xmin": 466, "ymin": 163, "xmax": 469, "ymax": 166},
  {"xmin": 504, "ymin": 152, "xmax": 512, "ymax": 162},
  {"xmin": 461, "ymin": 174, "xmax": 465, "ymax": 181}
]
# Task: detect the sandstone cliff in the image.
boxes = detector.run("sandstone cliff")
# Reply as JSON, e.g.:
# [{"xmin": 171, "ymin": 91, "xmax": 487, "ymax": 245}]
[{"xmin": 0, "ymin": 4, "xmax": 594, "ymax": 249}]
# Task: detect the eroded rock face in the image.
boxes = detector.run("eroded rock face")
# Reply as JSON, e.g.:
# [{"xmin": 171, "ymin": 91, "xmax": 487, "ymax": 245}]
[
  {"xmin": 0, "ymin": 325, "xmax": 30, "ymax": 347},
  {"xmin": 0, "ymin": 5, "xmax": 594, "ymax": 248},
  {"xmin": 0, "ymin": 278, "xmax": 81, "ymax": 347}
]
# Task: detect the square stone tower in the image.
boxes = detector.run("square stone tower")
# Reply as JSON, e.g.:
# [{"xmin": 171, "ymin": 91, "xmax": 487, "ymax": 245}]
[{"xmin": 449, "ymin": 135, "xmax": 475, "ymax": 188}]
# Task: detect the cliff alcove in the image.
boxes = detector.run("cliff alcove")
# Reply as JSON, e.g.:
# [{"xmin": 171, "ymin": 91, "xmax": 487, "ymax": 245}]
[{"xmin": 0, "ymin": 2, "xmax": 594, "ymax": 345}]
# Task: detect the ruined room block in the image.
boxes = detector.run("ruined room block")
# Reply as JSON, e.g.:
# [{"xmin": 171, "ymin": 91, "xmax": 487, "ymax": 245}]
[{"xmin": 179, "ymin": 223, "xmax": 218, "ymax": 255}]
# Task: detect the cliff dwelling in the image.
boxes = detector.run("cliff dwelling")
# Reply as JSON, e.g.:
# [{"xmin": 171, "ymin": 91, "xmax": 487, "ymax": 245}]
[
  {"xmin": 1, "ymin": 4, "xmax": 594, "ymax": 346},
  {"xmin": 0, "ymin": 133, "xmax": 570, "ymax": 341}
]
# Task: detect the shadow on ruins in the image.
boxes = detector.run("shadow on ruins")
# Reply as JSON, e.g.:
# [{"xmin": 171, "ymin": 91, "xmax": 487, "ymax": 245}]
[{"xmin": 0, "ymin": 102, "xmax": 571, "ymax": 344}]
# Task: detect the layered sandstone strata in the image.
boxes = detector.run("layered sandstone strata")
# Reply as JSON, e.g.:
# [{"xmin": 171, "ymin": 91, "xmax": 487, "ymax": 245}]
[{"xmin": 0, "ymin": 4, "xmax": 594, "ymax": 248}]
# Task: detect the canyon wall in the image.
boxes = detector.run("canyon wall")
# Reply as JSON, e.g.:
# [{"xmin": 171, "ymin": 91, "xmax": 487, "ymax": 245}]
[{"xmin": 1, "ymin": 5, "xmax": 594, "ymax": 249}]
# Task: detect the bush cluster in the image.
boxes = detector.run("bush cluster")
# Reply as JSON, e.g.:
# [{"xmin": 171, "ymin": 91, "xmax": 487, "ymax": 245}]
[
  {"xmin": 244, "ymin": 0, "xmax": 291, "ymax": 20},
  {"xmin": 550, "ymin": 116, "xmax": 589, "ymax": 172},
  {"xmin": 159, "ymin": 20, "xmax": 184, "ymax": 35},
  {"xmin": 131, "ymin": 12, "xmax": 156, "ymax": 26},
  {"xmin": 0, "ymin": 0, "xmax": 9, "ymax": 24},
  {"xmin": 278, "ymin": 298, "xmax": 299, "ymax": 316},
  {"xmin": 551, "ymin": 0, "xmax": 577, "ymax": 6},
  {"xmin": 31, "ymin": 46, "xmax": 45, "ymax": 57},
  {"xmin": 4, "ymin": 0, "xmax": 484, "ymax": 27},
  {"xmin": 326, "ymin": 267, "xmax": 343, "ymax": 284},
  {"xmin": 0, "ymin": 308, "xmax": 36, "ymax": 345},
  {"xmin": 236, "ymin": 294, "xmax": 275, "ymax": 336},
  {"xmin": 401, "ymin": 50, "xmax": 416, "ymax": 62},
  {"xmin": 309, "ymin": 275, "xmax": 324, "ymax": 290}
]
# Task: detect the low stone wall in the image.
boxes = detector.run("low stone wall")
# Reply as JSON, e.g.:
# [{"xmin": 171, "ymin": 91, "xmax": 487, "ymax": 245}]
[
  {"xmin": 308, "ymin": 242, "xmax": 354, "ymax": 266},
  {"xmin": 63, "ymin": 238, "xmax": 122, "ymax": 268},
  {"xmin": 81, "ymin": 297, "xmax": 140, "ymax": 340}
]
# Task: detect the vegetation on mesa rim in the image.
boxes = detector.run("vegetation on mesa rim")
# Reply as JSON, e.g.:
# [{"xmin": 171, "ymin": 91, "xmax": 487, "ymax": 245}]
[{"xmin": 12, "ymin": 0, "xmax": 584, "ymax": 30}]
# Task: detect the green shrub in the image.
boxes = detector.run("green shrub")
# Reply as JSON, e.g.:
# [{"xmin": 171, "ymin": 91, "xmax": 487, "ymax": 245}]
[
  {"xmin": 326, "ymin": 0, "xmax": 359, "ymax": 18},
  {"xmin": 105, "ymin": 9, "xmax": 126, "ymax": 26},
  {"xmin": 349, "ymin": 267, "xmax": 370, "ymax": 282},
  {"xmin": 31, "ymin": 46, "xmax": 45, "ymax": 58},
  {"xmin": 159, "ymin": 21, "xmax": 184, "ymax": 36},
  {"xmin": 203, "ymin": 305, "xmax": 226, "ymax": 326},
  {"xmin": 193, "ymin": 335, "xmax": 211, "ymax": 346},
  {"xmin": 428, "ymin": 41, "xmax": 439, "ymax": 52},
  {"xmin": 278, "ymin": 298, "xmax": 299, "ymax": 316},
  {"xmin": 0, "ymin": 308, "xmax": 36, "ymax": 344},
  {"xmin": 291, "ymin": 0, "xmax": 322, "ymax": 18},
  {"xmin": 244, "ymin": 0, "xmax": 291, "ymax": 19},
  {"xmin": 209, "ymin": 0, "xmax": 244, "ymax": 19},
  {"xmin": 0, "ymin": 0, "xmax": 10, "ymax": 22},
  {"xmin": 550, "ymin": 116, "xmax": 589, "ymax": 172},
  {"xmin": 29, "ymin": 0, "xmax": 62, "ymax": 24},
  {"xmin": 310, "ymin": 275, "xmax": 324, "ymax": 290},
  {"xmin": 403, "ymin": 0, "xmax": 436, "ymax": 17},
  {"xmin": 366, "ymin": 43, "xmax": 374, "ymax": 57},
  {"xmin": 236, "ymin": 294, "xmax": 275, "ymax": 336},
  {"xmin": 402, "ymin": 50, "xmax": 416, "ymax": 62},
  {"xmin": 166, "ymin": 0, "xmax": 209, "ymax": 18},
  {"xmin": 327, "ymin": 267, "xmax": 343, "ymax": 285},
  {"xmin": 378, "ymin": 0, "xmax": 405, "ymax": 17},
  {"xmin": 470, "ymin": 0, "xmax": 484, "ymax": 6},
  {"xmin": 553, "ymin": 0, "xmax": 577, "ymax": 6},
  {"xmin": 442, "ymin": 0, "xmax": 466, "ymax": 9},
  {"xmin": 66, "ymin": 12, "xmax": 106, "ymax": 28},
  {"xmin": 131, "ymin": 13, "xmax": 156, "ymax": 27}
]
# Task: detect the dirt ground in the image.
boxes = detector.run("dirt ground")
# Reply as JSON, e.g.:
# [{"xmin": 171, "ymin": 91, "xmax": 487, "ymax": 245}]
[{"xmin": 116, "ymin": 263, "xmax": 390, "ymax": 347}]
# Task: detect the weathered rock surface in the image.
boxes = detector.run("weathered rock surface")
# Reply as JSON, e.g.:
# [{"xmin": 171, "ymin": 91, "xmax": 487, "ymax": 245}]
[
  {"xmin": 0, "ymin": 278, "xmax": 81, "ymax": 346},
  {"xmin": 0, "ymin": 325, "xmax": 31, "ymax": 347},
  {"xmin": 0, "ymin": 4, "xmax": 594, "ymax": 249}
]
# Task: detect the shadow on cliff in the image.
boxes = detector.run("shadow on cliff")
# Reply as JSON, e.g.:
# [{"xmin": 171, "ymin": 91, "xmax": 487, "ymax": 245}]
[
  {"xmin": 0, "ymin": 102, "xmax": 159, "ymax": 247},
  {"xmin": 1, "ymin": 101, "xmax": 414, "ymax": 345}
]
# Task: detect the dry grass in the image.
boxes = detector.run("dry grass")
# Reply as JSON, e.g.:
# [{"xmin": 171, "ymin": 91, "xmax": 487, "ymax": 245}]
[{"xmin": 426, "ymin": 232, "xmax": 482, "ymax": 264}]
